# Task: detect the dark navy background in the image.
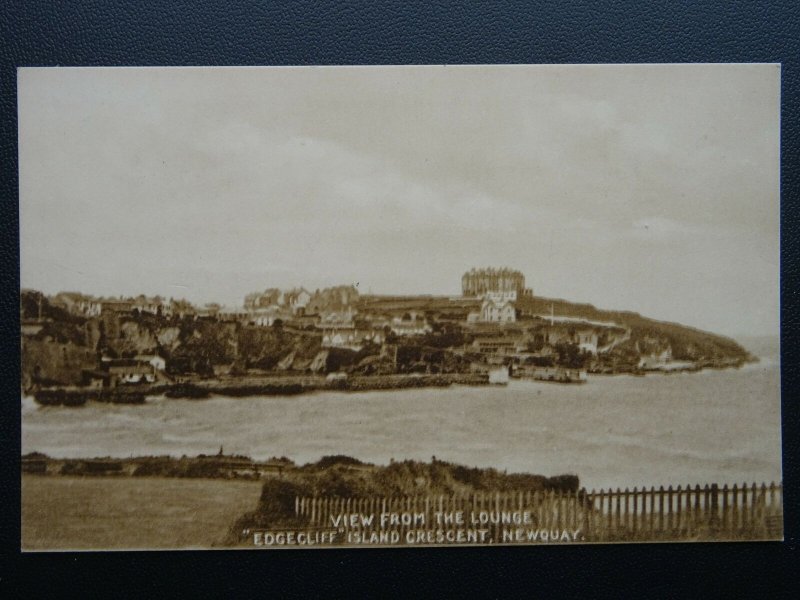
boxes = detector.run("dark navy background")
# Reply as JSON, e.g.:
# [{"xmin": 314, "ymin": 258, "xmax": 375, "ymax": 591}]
[{"xmin": 1, "ymin": 1, "xmax": 797, "ymax": 596}]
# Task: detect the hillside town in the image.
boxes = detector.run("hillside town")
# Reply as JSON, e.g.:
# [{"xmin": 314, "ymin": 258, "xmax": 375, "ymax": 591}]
[{"xmin": 20, "ymin": 267, "xmax": 749, "ymax": 403}]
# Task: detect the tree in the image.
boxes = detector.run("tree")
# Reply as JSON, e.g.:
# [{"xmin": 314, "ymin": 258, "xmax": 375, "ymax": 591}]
[{"xmin": 554, "ymin": 342, "xmax": 586, "ymax": 368}]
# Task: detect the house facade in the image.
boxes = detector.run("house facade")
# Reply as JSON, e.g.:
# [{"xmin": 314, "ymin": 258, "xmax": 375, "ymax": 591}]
[
  {"xmin": 575, "ymin": 331, "xmax": 599, "ymax": 355},
  {"xmin": 478, "ymin": 292, "xmax": 516, "ymax": 323}
]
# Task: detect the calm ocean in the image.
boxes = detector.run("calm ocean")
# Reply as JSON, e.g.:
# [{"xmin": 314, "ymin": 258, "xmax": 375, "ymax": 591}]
[{"xmin": 22, "ymin": 337, "xmax": 781, "ymax": 490}]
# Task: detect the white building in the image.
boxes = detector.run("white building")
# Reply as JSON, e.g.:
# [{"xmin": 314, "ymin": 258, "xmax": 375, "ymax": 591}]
[
  {"xmin": 575, "ymin": 331, "xmax": 599, "ymax": 355},
  {"xmin": 390, "ymin": 312, "xmax": 432, "ymax": 336},
  {"xmin": 249, "ymin": 307, "xmax": 286, "ymax": 327},
  {"xmin": 135, "ymin": 354, "xmax": 167, "ymax": 371},
  {"xmin": 77, "ymin": 298, "xmax": 103, "ymax": 317},
  {"xmin": 478, "ymin": 291, "xmax": 516, "ymax": 323},
  {"xmin": 286, "ymin": 288, "xmax": 312, "ymax": 314}
]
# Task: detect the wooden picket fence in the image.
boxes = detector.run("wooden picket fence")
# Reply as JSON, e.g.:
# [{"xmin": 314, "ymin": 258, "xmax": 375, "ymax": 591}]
[
  {"xmin": 294, "ymin": 482, "xmax": 783, "ymax": 543},
  {"xmin": 580, "ymin": 482, "xmax": 783, "ymax": 541}
]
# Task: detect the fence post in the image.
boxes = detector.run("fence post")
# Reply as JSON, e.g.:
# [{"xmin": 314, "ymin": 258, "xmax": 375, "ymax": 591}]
[
  {"xmin": 538, "ymin": 490, "xmax": 544, "ymax": 531},
  {"xmin": 710, "ymin": 483, "xmax": 719, "ymax": 529},
  {"xmin": 682, "ymin": 485, "xmax": 689, "ymax": 534},
  {"xmin": 622, "ymin": 488, "xmax": 629, "ymax": 533},
  {"xmin": 666, "ymin": 485, "xmax": 674, "ymax": 534},
  {"xmin": 722, "ymin": 484, "xmax": 730, "ymax": 536},
  {"xmin": 557, "ymin": 489, "xmax": 563, "ymax": 531},
  {"xmin": 545, "ymin": 489, "xmax": 553, "ymax": 531},
  {"xmin": 424, "ymin": 496, "xmax": 430, "ymax": 533},
  {"xmin": 702, "ymin": 484, "xmax": 709, "ymax": 531},
  {"xmin": 582, "ymin": 489, "xmax": 591, "ymax": 539},
  {"xmin": 740, "ymin": 482, "xmax": 748, "ymax": 531},
  {"xmin": 494, "ymin": 491, "xmax": 501, "ymax": 540},
  {"xmin": 563, "ymin": 490, "xmax": 574, "ymax": 529},
  {"xmin": 768, "ymin": 482, "xmax": 776, "ymax": 516},
  {"xmin": 543, "ymin": 490, "xmax": 550, "ymax": 531},
  {"xmin": 570, "ymin": 489, "xmax": 577, "ymax": 531},
  {"xmin": 683, "ymin": 486, "xmax": 690, "ymax": 535},
  {"xmin": 598, "ymin": 488, "xmax": 605, "ymax": 541}
]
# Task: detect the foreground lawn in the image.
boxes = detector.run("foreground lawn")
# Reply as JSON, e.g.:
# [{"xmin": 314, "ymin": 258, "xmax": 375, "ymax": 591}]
[{"xmin": 22, "ymin": 475, "xmax": 263, "ymax": 550}]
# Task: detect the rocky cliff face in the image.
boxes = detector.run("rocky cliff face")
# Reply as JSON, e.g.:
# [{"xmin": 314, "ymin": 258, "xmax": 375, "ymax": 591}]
[{"xmin": 21, "ymin": 289, "xmax": 752, "ymax": 387}]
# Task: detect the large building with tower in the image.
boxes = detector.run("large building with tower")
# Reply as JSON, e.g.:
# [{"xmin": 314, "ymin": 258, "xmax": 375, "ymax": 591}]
[{"xmin": 463, "ymin": 268, "xmax": 532, "ymax": 324}]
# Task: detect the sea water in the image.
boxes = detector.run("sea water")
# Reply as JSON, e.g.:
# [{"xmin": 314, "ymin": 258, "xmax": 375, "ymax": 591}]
[{"xmin": 22, "ymin": 339, "xmax": 781, "ymax": 490}]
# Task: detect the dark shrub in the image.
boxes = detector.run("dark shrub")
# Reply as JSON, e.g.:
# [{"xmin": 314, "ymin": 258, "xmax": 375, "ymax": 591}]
[
  {"xmin": 546, "ymin": 474, "xmax": 580, "ymax": 493},
  {"xmin": 313, "ymin": 455, "xmax": 366, "ymax": 469}
]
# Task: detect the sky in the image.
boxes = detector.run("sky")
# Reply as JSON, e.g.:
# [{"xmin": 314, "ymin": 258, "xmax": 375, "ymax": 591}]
[{"xmin": 18, "ymin": 65, "xmax": 779, "ymax": 339}]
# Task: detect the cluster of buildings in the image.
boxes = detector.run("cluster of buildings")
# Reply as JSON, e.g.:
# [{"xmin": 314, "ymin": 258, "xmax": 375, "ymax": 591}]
[
  {"xmin": 52, "ymin": 292, "xmax": 195, "ymax": 320},
  {"xmin": 318, "ymin": 310, "xmax": 433, "ymax": 351},
  {"xmin": 467, "ymin": 290, "xmax": 518, "ymax": 324},
  {"xmin": 240, "ymin": 286, "xmax": 434, "ymax": 352},
  {"xmin": 82, "ymin": 353, "xmax": 169, "ymax": 388},
  {"xmin": 37, "ymin": 267, "xmax": 624, "ymax": 370},
  {"xmin": 470, "ymin": 328, "xmax": 601, "ymax": 358},
  {"xmin": 461, "ymin": 268, "xmax": 625, "ymax": 365},
  {"xmin": 462, "ymin": 268, "xmax": 532, "ymax": 325},
  {"xmin": 244, "ymin": 287, "xmax": 312, "ymax": 314}
]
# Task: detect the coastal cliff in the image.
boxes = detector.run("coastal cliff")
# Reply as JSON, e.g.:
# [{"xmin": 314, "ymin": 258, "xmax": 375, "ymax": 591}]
[{"xmin": 20, "ymin": 289, "xmax": 753, "ymax": 399}]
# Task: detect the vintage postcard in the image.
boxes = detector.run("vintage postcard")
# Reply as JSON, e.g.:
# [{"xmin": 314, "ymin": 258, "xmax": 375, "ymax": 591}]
[{"xmin": 19, "ymin": 64, "xmax": 781, "ymax": 550}]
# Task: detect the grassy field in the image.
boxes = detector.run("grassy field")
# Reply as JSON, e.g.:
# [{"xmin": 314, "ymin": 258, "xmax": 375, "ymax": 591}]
[{"xmin": 22, "ymin": 475, "xmax": 263, "ymax": 550}]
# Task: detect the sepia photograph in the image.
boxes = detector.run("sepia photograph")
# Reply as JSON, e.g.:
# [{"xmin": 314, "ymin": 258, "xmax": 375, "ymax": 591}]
[{"xmin": 18, "ymin": 64, "xmax": 781, "ymax": 550}]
